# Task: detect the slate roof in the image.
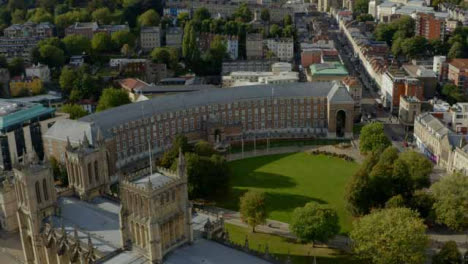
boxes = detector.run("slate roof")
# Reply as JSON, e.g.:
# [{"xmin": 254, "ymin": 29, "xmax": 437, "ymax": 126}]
[{"xmin": 46, "ymin": 82, "xmax": 352, "ymax": 141}]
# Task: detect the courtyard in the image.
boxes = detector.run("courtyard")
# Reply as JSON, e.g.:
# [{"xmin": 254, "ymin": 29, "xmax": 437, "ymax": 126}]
[{"xmin": 215, "ymin": 152, "xmax": 359, "ymax": 233}]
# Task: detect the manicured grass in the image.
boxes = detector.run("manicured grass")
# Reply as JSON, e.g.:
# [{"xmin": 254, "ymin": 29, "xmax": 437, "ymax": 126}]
[
  {"xmin": 225, "ymin": 223, "xmax": 359, "ymax": 264},
  {"xmin": 216, "ymin": 152, "xmax": 358, "ymax": 233}
]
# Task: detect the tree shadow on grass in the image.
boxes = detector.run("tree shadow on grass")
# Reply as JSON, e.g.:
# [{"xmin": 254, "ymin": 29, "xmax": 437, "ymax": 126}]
[
  {"xmin": 265, "ymin": 192, "xmax": 327, "ymax": 218},
  {"xmin": 234, "ymin": 171, "xmax": 297, "ymax": 189}
]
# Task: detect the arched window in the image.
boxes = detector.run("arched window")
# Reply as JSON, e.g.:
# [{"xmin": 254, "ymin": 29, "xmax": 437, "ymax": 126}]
[
  {"xmin": 94, "ymin": 160, "xmax": 99, "ymax": 183},
  {"xmin": 42, "ymin": 179, "xmax": 49, "ymax": 201},
  {"xmin": 35, "ymin": 182, "xmax": 41, "ymax": 204},
  {"xmin": 88, "ymin": 163, "xmax": 93, "ymax": 184}
]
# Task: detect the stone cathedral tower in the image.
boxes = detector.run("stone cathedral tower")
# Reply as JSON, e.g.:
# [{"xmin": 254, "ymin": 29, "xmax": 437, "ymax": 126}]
[
  {"xmin": 119, "ymin": 149, "xmax": 193, "ymax": 263},
  {"xmin": 64, "ymin": 132, "xmax": 110, "ymax": 201},
  {"xmin": 13, "ymin": 152, "xmax": 57, "ymax": 264}
]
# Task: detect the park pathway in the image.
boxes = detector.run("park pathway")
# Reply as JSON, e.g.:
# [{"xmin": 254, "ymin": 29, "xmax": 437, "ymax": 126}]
[{"xmin": 226, "ymin": 140, "xmax": 364, "ymax": 163}]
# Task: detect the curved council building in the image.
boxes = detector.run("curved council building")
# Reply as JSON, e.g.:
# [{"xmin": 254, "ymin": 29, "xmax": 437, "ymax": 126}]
[{"xmin": 44, "ymin": 81, "xmax": 355, "ymax": 172}]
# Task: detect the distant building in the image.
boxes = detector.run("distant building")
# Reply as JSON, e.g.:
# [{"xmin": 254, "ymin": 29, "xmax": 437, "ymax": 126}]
[
  {"xmin": 272, "ymin": 62, "xmax": 292, "ymax": 73},
  {"xmin": 0, "ymin": 100, "xmax": 62, "ymax": 170},
  {"xmin": 381, "ymin": 66, "xmax": 424, "ymax": 110},
  {"xmin": 265, "ymin": 38, "xmax": 294, "ymax": 61},
  {"xmin": 3, "ymin": 22, "xmax": 55, "ymax": 38},
  {"xmin": 0, "ymin": 37, "xmax": 40, "ymax": 62},
  {"xmin": 399, "ymin": 96, "xmax": 421, "ymax": 126},
  {"xmin": 140, "ymin": 26, "xmax": 161, "ymax": 52},
  {"xmin": 301, "ymin": 49, "xmax": 322, "ymax": 68},
  {"xmin": 222, "ymin": 71, "xmax": 299, "ymax": 87},
  {"xmin": 9, "ymin": 77, "xmax": 44, "ymax": 98},
  {"xmin": 246, "ymin": 33, "xmax": 263, "ymax": 59},
  {"xmin": 109, "ymin": 58, "xmax": 167, "ymax": 84},
  {"xmin": 65, "ymin": 22, "xmax": 129, "ymax": 39},
  {"xmin": 118, "ymin": 78, "xmax": 215, "ymax": 101},
  {"xmin": 414, "ymin": 106, "xmax": 468, "ymax": 174},
  {"xmin": 25, "ymin": 63, "xmax": 51, "ymax": 82},
  {"xmin": 165, "ymin": 27, "xmax": 183, "ymax": 49},
  {"xmin": 308, "ymin": 62, "xmax": 349, "ymax": 82},
  {"xmin": 414, "ymin": 13, "xmax": 446, "ymax": 40},
  {"xmin": 222, "ymin": 60, "xmax": 277, "ymax": 75},
  {"xmin": 65, "ymin": 22, "xmax": 98, "ymax": 39},
  {"xmin": 199, "ymin": 33, "xmax": 238, "ymax": 60},
  {"xmin": 447, "ymin": 59, "xmax": 468, "ymax": 94},
  {"xmin": 342, "ymin": 76, "xmax": 362, "ymax": 120},
  {"xmin": 433, "ymin": 55, "xmax": 446, "ymax": 77},
  {"xmin": 402, "ymin": 64, "xmax": 437, "ymax": 99}
]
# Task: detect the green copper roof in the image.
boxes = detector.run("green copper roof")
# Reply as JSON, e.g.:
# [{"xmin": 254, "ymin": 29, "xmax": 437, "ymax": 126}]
[
  {"xmin": 0, "ymin": 101, "xmax": 55, "ymax": 130},
  {"xmin": 309, "ymin": 63, "xmax": 349, "ymax": 76}
]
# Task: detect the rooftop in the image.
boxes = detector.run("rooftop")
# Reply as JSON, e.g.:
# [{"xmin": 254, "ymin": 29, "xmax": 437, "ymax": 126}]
[
  {"xmin": 0, "ymin": 100, "xmax": 55, "ymax": 131},
  {"xmin": 449, "ymin": 58, "xmax": 468, "ymax": 69},
  {"xmin": 45, "ymin": 82, "xmax": 352, "ymax": 142},
  {"xmin": 310, "ymin": 63, "xmax": 349, "ymax": 76},
  {"xmin": 131, "ymin": 171, "xmax": 176, "ymax": 188}
]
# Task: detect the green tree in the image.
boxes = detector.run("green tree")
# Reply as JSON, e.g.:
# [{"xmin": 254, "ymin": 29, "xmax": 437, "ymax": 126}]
[
  {"xmin": 284, "ymin": 14, "xmax": 292, "ymax": 26},
  {"xmin": 401, "ymin": 36, "xmax": 428, "ymax": 59},
  {"xmin": 442, "ymin": 83, "xmax": 467, "ymax": 104},
  {"xmin": 96, "ymin": 88, "xmax": 130, "ymax": 112},
  {"xmin": 177, "ymin": 12, "xmax": 190, "ymax": 28},
  {"xmin": 350, "ymin": 208, "xmax": 428, "ymax": 264},
  {"xmin": 448, "ymin": 41, "xmax": 464, "ymax": 59},
  {"xmin": 290, "ymin": 202, "xmax": 339, "ymax": 247},
  {"xmin": 193, "ymin": 7, "xmax": 211, "ymax": 22},
  {"xmin": 151, "ymin": 46, "xmax": 179, "ymax": 69},
  {"xmin": 91, "ymin": 32, "xmax": 112, "ymax": 52},
  {"xmin": 432, "ymin": 241, "xmax": 462, "ymax": 264},
  {"xmin": 356, "ymin": 14, "xmax": 374, "ymax": 22},
  {"xmin": 240, "ymin": 190, "xmax": 267, "ymax": 232},
  {"xmin": 111, "ymin": 31, "xmax": 136, "ymax": 49},
  {"xmin": 359, "ymin": 122, "xmax": 391, "ymax": 154},
  {"xmin": 160, "ymin": 134, "xmax": 190, "ymax": 168},
  {"xmin": 269, "ymin": 24, "xmax": 282, "ymax": 37},
  {"xmin": 38, "ymin": 44, "xmax": 65, "ymax": 68},
  {"xmin": 92, "ymin": 7, "xmax": 113, "ymax": 24},
  {"xmin": 354, "ymin": 0, "xmax": 369, "ymax": 15},
  {"xmin": 182, "ymin": 21, "xmax": 199, "ymax": 67},
  {"xmin": 385, "ymin": 194, "xmax": 406, "ymax": 208},
  {"xmin": 260, "ymin": 8, "xmax": 270, "ymax": 22},
  {"xmin": 8, "ymin": 0, "xmax": 26, "ymax": 11},
  {"xmin": 8, "ymin": 57, "xmax": 25, "ymax": 77},
  {"xmin": 375, "ymin": 23, "xmax": 397, "ymax": 46},
  {"xmin": 345, "ymin": 155, "xmax": 377, "ymax": 216},
  {"xmin": 59, "ymin": 66, "xmax": 77, "ymax": 93},
  {"xmin": 283, "ymin": 25, "xmax": 295, "ymax": 38},
  {"xmin": 37, "ymin": 0, "xmax": 57, "ymax": 11},
  {"xmin": 63, "ymin": 34, "xmax": 92, "ymax": 56},
  {"xmin": 233, "ymin": 3, "xmax": 252, "ymax": 23},
  {"xmin": 137, "ymin": 9, "xmax": 160, "ymax": 27},
  {"xmin": 431, "ymin": 173, "xmax": 468, "ymax": 231},
  {"xmin": 194, "ymin": 140, "xmax": 215, "ymax": 157},
  {"xmin": 28, "ymin": 8, "xmax": 54, "ymax": 23},
  {"xmin": 11, "ymin": 9, "xmax": 26, "ymax": 24},
  {"xmin": 61, "ymin": 104, "xmax": 88, "ymax": 119},
  {"xmin": 398, "ymin": 151, "xmax": 433, "ymax": 189},
  {"xmin": 409, "ymin": 190, "xmax": 434, "ymax": 220}
]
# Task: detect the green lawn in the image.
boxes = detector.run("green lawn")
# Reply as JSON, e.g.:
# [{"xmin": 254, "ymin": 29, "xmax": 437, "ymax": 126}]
[
  {"xmin": 225, "ymin": 224, "xmax": 359, "ymax": 264},
  {"xmin": 215, "ymin": 152, "xmax": 359, "ymax": 233}
]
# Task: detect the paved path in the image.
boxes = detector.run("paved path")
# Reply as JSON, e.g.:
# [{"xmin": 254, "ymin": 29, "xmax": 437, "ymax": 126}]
[
  {"xmin": 198, "ymin": 206, "xmax": 351, "ymax": 251},
  {"xmin": 226, "ymin": 141, "xmax": 364, "ymax": 164}
]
